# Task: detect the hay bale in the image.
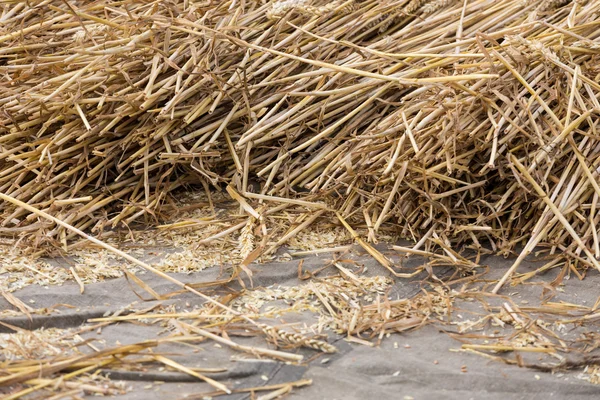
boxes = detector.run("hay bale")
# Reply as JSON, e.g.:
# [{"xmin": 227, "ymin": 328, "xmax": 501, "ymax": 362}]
[{"xmin": 0, "ymin": 0, "xmax": 599, "ymax": 281}]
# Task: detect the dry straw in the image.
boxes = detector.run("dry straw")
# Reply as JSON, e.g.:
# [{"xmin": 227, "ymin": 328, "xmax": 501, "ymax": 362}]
[{"xmin": 0, "ymin": 1, "xmax": 599, "ymax": 289}]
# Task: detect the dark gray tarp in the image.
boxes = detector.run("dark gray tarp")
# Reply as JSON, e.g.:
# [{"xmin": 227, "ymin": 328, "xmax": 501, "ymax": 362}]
[{"xmin": 2, "ymin": 248, "xmax": 600, "ymax": 399}]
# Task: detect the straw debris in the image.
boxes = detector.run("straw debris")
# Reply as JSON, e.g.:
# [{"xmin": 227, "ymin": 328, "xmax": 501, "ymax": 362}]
[{"xmin": 3, "ymin": 0, "xmax": 600, "ymax": 396}]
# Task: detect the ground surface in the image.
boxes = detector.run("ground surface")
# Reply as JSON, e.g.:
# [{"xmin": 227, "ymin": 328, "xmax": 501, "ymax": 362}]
[{"xmin": 3, "ymin": 244, "xmax": 600, "ymax": 399}]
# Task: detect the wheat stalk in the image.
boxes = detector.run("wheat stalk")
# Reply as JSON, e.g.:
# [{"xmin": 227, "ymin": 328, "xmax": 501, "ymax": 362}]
[
  {"xmin": 421, "ymin": 0, "xmax": 457, "ymax": 14},
  {"xmin": 258, "ymin": 323, "xmax": 338, "ymax": 353},
  {"xmin": 238, "ymin": 217, "xmax": 256, "ymax": 260},
  {"xmin": 538, "ymin": 0, "xmax": 572, "ymax": 11},
  {"xmin": 404, "ymin": 0, "xmax": 433, "ymax": 14}
]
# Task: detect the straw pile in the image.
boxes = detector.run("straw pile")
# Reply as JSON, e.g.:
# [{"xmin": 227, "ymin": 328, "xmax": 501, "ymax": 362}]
[{"xmin": 1, "ymin": 0, "xmax": 600, "ymax": 275}]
